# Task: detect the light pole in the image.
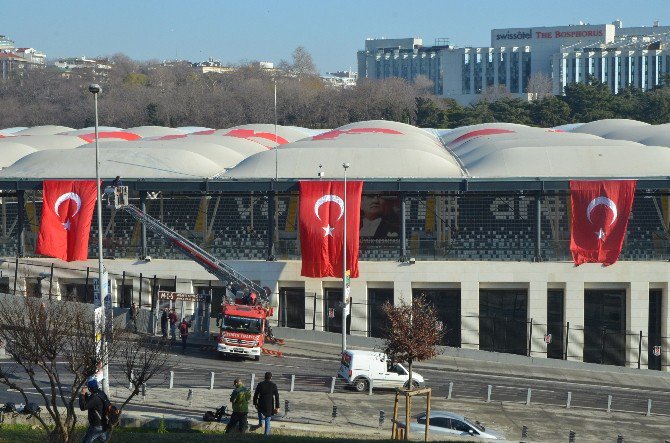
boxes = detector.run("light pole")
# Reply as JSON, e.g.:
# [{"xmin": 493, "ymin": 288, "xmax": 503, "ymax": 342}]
[
  {"xmin": 88, "ymin": 83, "xmax": 109, "ymax": 394},
  {"xmin": 342, "ymin": 162, "xmax": 350, "ymax": 353}
]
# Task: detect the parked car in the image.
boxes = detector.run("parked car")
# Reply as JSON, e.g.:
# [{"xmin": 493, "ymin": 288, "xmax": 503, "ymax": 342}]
[
  {"xmin": 409, "ymin": 411, "xmax": 505, "ymax": 440},
  {"xmin": 337, "ymin": 350, "xmax": 424, "ymax": 392}
]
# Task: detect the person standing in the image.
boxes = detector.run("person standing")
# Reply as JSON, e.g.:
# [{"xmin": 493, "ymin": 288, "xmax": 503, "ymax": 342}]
[
  {"xmin": 225, "ymin": 378, "xmax": 251, "ymax": 434},
  {"xmin": 179, "ymin": 318, "xmax": 190, "ymax": 353},
  {"xmin": 168, "ymin": 308, "xmax": 178, "ymax": 341},
  {"xmin": 130, "ymin": 302, "xmax": 138, "ymax": 333},
  {"xmin": 253, "ymin": 371, "xmax": 279, "ymax": 436},
  {"xmin": 79, "ymin": 378, "xmax": 109, "ymax": 443},
  {"xmin": 160, "ymin": 308, "xmax": 169, "ymax": 338}
]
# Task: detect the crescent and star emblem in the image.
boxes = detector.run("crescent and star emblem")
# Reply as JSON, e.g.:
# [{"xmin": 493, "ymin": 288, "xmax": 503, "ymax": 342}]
[
  {"xmin": 54, "ymin": 192, "xmax": 82, "ymax": 231},
  {"xmin": 586, "ymin": 196, "xmax": 618, "ymax": 240},
  {"xmin": 314, "ymin": 194, "xmax": 345, "ymax": 237}
]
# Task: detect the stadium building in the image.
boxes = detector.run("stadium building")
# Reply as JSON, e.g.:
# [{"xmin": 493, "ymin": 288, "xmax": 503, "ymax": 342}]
[
  {"xmin": 0, "ymin": 120, "xmax": 669, "ymax": 370},
  {"xmin": 359, "ymin": 20, "xmax": 670, "ymax": 103}
]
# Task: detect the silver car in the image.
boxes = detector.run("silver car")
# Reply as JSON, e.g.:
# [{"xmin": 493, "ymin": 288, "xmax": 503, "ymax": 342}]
[{"xmin": 409, "ymin": 411, "xmax": 505, "ymax": 440}]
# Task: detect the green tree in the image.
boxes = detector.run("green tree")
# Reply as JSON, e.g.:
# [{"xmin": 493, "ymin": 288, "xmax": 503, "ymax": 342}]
[
  {"xmin": 612, "ymin": 87, "xmax": 647, "ymax": 121},
  {"xmin": 641, "ymin": 90, "xmax": 670, "ymax": 124},
  {"xmin": 415, "ymin": 96, "xmax": 446, "ymax": 128},
  {"xmin": 530, "ymin": 96, "xmax": 571, "ymax": 127},
  {"xmin": 563, "ymin": 78, "xmax": 614, "ymax": 122},
  {"xmin": 488, "ymin": 98, "xmax": 532, "ymax": 125}
]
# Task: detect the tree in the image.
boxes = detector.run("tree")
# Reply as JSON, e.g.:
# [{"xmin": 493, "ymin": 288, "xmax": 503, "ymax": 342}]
[
  {"xmin": 526, "ymin": 72, "xmax": 553, "ymax": 100},
  {"xmin": 381, "ymin": 295, "xmax": 442, "ymax": 390},
  {"xmin": 0, "ymin": 295, "xmax": 171, "ymax": 443},
  {"xmin": 530, "ymin": 96, "xmax": 571, "ymax": 127},
  {"xmin": 563, "ymin": 78, "xmax": 614, "ymax": 122}
]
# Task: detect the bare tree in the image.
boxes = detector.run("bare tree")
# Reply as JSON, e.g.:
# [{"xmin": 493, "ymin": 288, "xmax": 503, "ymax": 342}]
[
  {"xmin": 0, "ymin": 294, "xmax": 171, "ymax": 443},
  {"xmin": 527, "ymin": 72, "xmax": 554, "ymax": 100},
  {"xmin": 478, "ymin": 84, "xmax": 512, "ymax": 103},
  {"xmin": 381, "ymin": 295, "xmax": 443, "ymax": 390}
]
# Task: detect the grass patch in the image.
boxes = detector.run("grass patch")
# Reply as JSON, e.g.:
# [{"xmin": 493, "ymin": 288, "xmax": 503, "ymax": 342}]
[{"xmin": 0, "ymin": 423, "xmax": 458, "ymax": 442}]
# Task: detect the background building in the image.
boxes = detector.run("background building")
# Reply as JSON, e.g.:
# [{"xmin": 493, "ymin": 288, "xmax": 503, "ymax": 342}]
[
  {"xmin": 357, "ymin": 37, "xmax": 447, "ymax": 95},
  {"xmin": 359, "ymin": 21, "xmax": 670, "ymax": 104},
  {"xmin": 0, "ymin": 34, "xmax": 45, "ymax": 80}
]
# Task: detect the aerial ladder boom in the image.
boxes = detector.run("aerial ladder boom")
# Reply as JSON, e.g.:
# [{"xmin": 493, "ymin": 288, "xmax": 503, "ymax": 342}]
[{"xmin": 106, "ymin": 186, "xmax": 268, "ymax": 302}]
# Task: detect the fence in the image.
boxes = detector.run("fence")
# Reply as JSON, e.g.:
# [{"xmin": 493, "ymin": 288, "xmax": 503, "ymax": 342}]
[{"xmin": 4, "ymin": 190, "xmax": 670, "ymax": 262}]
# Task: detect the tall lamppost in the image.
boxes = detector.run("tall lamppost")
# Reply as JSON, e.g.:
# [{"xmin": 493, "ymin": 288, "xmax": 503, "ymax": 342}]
[
  {"xmin": 88, "ymin": 83, "xmax": 109, "ymax": 394},
  {"xmin": 342, "ymin": 162, "xmax": 350, "ymax": 353}
]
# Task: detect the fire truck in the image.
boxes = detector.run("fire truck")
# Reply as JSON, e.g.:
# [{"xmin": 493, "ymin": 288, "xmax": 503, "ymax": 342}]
[
  {"xmin": 217, "ymin": 302, "xmax": 272, "ymax": 360},
  {"xmin": 107, "ymin": 187, "xmax": 275, "ymax": 360}
]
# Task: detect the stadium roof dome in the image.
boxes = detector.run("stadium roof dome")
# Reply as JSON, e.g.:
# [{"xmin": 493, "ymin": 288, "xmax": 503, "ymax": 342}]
[{"xmin": 1, "ymin": 119, "xmax": 670, "ymax": 181}]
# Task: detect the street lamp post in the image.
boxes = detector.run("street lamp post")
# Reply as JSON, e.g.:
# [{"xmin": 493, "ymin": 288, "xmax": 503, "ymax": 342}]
[
  {"xmin": 88, "ymin": 83, "xmax": 109, "ymax": 394},
  {"xmin": 342, "ymin": 162, "xmax": 350, "ymax": 353}
]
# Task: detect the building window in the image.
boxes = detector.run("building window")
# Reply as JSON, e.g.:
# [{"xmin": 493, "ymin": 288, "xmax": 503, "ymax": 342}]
[
  {"xmin": 584, "ymin": 289, "xmax": 626, "ymax": 366},
  {"xmin": 648, "ymin": 289, "xmax": 662, "ymax": 370}
]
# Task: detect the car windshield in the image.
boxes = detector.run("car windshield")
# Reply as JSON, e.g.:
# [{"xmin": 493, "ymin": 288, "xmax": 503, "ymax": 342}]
[
  {"xmin": 464, "ymin": 417, "xmax": 485, "ymax": 431},
  {"xmin": 222, "ymin": 315, "xmax": 262, "ymax": 333}
]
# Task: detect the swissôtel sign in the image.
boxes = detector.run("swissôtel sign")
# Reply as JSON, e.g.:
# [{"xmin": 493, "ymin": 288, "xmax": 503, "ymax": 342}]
[{"xmin": 495, "ymin": 28, "xmax": 604, "ymax": 41}]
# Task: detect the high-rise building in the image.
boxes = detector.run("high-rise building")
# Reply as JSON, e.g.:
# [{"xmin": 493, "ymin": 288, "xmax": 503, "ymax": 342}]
[
  {"xmin": 357, "ymin": 37, "xmax": 448, "ymax": 95},
  {"xmin": 358, "ymin": 21, "xmax": 670, "ymax": 104}
]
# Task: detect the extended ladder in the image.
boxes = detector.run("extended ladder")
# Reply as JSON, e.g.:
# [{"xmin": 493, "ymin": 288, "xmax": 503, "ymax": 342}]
[{"xmin": 106, "ymin": 186, "xmax": 268, "ymax": 302}]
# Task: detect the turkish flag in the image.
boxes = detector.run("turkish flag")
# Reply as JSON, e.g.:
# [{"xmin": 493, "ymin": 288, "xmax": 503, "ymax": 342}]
[
  {"xmin": 570, "ymin": 180, "xmax": 636, "ymax": 266},
  {"xmin": 36, "ymin": 180, "xmax": 99, "ymax": 262},
  {"xmin": 299, "ymin": 181, "xmax": 363, "ymax": 278}
]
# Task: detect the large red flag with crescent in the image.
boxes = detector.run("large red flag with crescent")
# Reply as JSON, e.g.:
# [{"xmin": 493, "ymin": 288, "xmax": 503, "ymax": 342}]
[
  {"xmin": 36, "ymin": 180, "xmax": 98, "ymax": 262},
  {"xmin": 570, "ymin": 180, "xmax": 636, "ymax": 266},
  {"xmin": 299, "ymin": 181, "xmax": 363, "ymax": 278}
]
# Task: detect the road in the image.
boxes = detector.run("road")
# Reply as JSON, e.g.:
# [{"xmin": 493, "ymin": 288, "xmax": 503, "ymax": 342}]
[{"xmin": 2, "ymin": 344, "xmax": 670, "ymax": 418}]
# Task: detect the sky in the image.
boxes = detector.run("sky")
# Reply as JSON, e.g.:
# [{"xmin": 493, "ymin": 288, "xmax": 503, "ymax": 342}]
[{"xmin": 4, "ymin": 0, "xmax": 670, "ymax": 73}]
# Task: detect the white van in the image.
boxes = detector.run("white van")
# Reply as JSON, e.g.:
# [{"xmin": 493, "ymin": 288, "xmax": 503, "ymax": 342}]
[{"xmin": 337, "ymin": 350, "xmax": 424, "ymax": 392}]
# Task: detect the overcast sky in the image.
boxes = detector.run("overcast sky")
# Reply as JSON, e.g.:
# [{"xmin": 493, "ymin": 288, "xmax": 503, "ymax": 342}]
[{"xmin": 4, "ymin": 0, "xmax": 670, "ymax": 73}]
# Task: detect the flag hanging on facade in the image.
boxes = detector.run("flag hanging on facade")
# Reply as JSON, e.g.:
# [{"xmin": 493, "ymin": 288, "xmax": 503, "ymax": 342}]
[
  {"xmin": 570, "ymin": 180, "xmax": 636, "ymax": 266},
  {"xmin": 299, "ymin": 180, "xmax": 363, "ymax": 277},
  {"xmin": 36, "ymin": 180, "xmax": 98, "ymax": 262}
]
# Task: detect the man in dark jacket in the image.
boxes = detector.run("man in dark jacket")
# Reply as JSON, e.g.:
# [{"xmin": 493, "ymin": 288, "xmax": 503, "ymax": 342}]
[
  {"xmin": 160, "ymin": 308, "xmax": 169, "ymax": 338},
  {"xmin": 79, "ymin": 378, "xmax": 109, "ymax": 442},
  {"xmin": 253, "ymin": 371, "xmax": 279, "ymax": 436}
]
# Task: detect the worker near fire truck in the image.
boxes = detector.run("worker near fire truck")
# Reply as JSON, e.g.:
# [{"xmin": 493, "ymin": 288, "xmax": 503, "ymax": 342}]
[{"xmin": 179, "ymin": 318, "xmax": 191, "ymax": 353}]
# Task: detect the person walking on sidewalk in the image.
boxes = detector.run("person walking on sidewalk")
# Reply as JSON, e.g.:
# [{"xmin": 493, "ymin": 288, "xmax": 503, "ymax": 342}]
[
  {"xmin": 130, "ymin": 302, "xmax": 138, "ymax": 333},
  {"xmin": 160, "ymin": 308, "xmax": 168, "ymax": 338},
  {"xmin": 168, "ymin": 308, "xmax": 178, "ymax": 341},
  {"xmin": 253, "ymin": 371, "xmax": 279, "ymax": 436},
  {"xmin": 179, "ymin": 318, "xmax": 191, "ymax": 353},
  {"xmin": 226, "ymin": 378, "xmax": 251, "ymax": 433},
  {"xmin": 79, "ymin": 378, "xmax": 109, "ymax": 443}
]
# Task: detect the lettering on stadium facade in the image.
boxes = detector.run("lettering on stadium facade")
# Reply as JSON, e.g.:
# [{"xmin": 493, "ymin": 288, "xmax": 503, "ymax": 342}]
[{"xmin": 495, "ymin": 30, "xmax": 532, "ymax": 41}]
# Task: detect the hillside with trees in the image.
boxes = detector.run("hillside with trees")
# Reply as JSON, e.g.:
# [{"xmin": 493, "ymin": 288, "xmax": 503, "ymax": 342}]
[{"xmin": 1, "ymin": 49, "xmax": 670, "ymax": 129}]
